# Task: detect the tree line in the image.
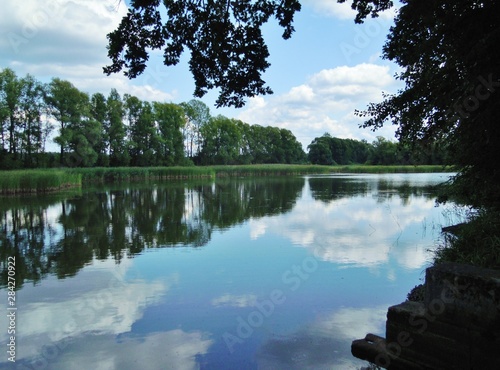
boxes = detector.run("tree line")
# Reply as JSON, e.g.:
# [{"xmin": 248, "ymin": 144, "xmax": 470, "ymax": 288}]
[
  {"xmin": 1, "ymin": 68, "xmax": 446, "ymax": 170},
  {"xmin": 0, "ymin": 68, "xmax": 308, "ymax": 169},
  {"xmin": 308, "ymin": 133, "xmax": 448, "ymax": 166}
]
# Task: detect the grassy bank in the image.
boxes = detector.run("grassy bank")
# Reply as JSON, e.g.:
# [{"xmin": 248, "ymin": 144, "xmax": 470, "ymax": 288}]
[
  {"xmin": 70, "ymin": 166, "xmax": 216, "ymax": 183},
  {"xmin": 0, "ymin": 164, "xmax": 453, "ymax": 194},
  {"xmin": 331, "ymin": 164, "xmax": 454, "ymax": 173},
  {"xmin": 0, "ymin": 169, "xmax": 82, "ymax": 194},
  {"xmin": 212, "ymin": 164, "xmax": 452, "ymax": 176},
  {"xmin": 75, "ymin": 164, "xmax": 451, "ymax": 179},
  {"xmin": 212, "ymin": 164, "xmax": 334, "ymax": 176},
  {"xmin": 435, "ymin": 211, "xmax": 500, "ymax": 269}
]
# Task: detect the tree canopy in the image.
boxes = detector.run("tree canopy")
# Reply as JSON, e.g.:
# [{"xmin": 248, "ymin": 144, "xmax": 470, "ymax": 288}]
[
  {"xmin": 0, "ymin": 68, "xmax": 310, "ymax": 169},
  {"xmin": 105, "ymin": 0, "xmax": 394, "ymax": 107},
  {"xmin": 355, "ymin": 0, "xmax": 500, "ymax": 209},
  {"xmin": 105, "ymin": 0, "xmax": 302, "ymax": 107}
]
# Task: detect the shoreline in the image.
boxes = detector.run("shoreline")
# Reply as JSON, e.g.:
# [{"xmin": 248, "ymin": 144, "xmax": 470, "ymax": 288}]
[{"xmin": 0, "ymin": 164, "xmax": 455, "ymax": 195}]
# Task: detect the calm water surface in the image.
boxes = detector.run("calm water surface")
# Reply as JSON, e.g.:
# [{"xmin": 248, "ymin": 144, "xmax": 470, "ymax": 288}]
[{"xmin": 0, "ymin": 173, "xmax": 461, "ymax": 369}]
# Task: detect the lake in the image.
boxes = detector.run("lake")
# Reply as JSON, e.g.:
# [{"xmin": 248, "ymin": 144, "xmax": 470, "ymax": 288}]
[{"xmin": 0, "ymin": 173, "xmax": 461, "ymax": 369}]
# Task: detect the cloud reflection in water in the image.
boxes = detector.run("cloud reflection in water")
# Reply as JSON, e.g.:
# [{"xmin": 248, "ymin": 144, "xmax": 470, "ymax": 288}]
[
  {"xmin": 257, "ymin": 305, "xmax": 387, "ymax": 369},
  {"xmin": 249, "ymin": 177, "xmax": 449, "ymax": 269}
]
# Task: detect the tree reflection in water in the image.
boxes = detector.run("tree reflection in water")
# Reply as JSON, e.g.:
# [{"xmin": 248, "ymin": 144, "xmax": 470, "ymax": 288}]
[{"xmin": 0, "ymin": 177, "xmax": 306, "ymax": 288}]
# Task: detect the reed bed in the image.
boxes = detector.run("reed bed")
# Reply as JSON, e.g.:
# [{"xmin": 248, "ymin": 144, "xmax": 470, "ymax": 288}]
[
  {"xmin": 70, "ymin": 166, "xmax": 216, "ymax": 183},
  {"xmin": 211, "ymin": 164, "xmax": 335, "ymax": 176},
  {"xmin": 331, "ymin": 164, "xmax": 454, "ymax": 173},
  {"xmin": 211, "ymin": 164, "xmax": 453, "ymax": 176},
  {"xmin": 0, "ymin": 170, "xmax": 82, "ymax": 194}
]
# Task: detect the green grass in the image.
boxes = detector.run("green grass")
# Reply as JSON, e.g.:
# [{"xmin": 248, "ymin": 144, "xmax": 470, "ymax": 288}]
[
  {"xmin": 434, "ymin": 211, "xmax": 500, "ymax": 269},
  {"xmin": 0, "ymin": 169, "xmax": 82, "ymax": 194},
  {"xmin": 70, "ymin": 166, "xmax": 216, "ymax": 183}
]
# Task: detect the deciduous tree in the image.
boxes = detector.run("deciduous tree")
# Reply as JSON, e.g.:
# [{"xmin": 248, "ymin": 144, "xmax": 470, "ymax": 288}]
[
  {"xmin": 180, "ymin": 99, "xmax": 210, "ymax": 158},
  {"xmin": 153, "ymin": 102, "xmax": 185, "ymax": 165},
  {"xmin": 107, "ymin": 89, "xmax": 130, "ymax": 166},
  {"xmin": 45, "ymin": 78, "xmax": 89, "ymax": 165},
  {"xmin": 19, "ymin": 74, "xmax": 48, "ymax": 167},
  {"xmin": 104, "ymin": 0, "xmax": 301, "ymax": 107},
  {"xmin": 0, "ymin": 68, "xmax": 23, "ymax": 159}
]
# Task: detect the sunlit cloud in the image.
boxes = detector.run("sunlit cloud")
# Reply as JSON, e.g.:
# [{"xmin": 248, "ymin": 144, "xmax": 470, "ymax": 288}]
[
  {"xmin": 303, "ymin": 0, "xmax": 399, "ymax": 21},
  {"xmin": 306, "ymin": 0, "xmax": 358, "ymax": 20},
  {"xmin": 238, "ymin": 63, "xmax": 400, "ymax": 149},
  {"xmin": 0, "ymin": 0, "xmax": 177, "ymax": 102},
  {"xmin": 1, "ymin": 0, "xmax": 126, "ymax": 65}
]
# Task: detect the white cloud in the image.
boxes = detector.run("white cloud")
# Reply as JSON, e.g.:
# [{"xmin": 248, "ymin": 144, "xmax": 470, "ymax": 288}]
[
  {"xmin": 0, "ymin": 0, "xmax": 177, "ymax": 102},
  {"xmin": 303, "ymin": 0, "xmax": 399, "ymax": 21},
  {"xmin": 310, "ymin": 64, "xmax": 393, "ymax": 90},
  {"xmin": 303, "ymin": 0, "xmax": 358, "ymax": 20},
  {"xmin": 1, "ymin": 0, "xmax": 125, "ymax": 64},
  {"xmin": 238, "ymin": 63, "xmax": 400, "ymax": 149}
]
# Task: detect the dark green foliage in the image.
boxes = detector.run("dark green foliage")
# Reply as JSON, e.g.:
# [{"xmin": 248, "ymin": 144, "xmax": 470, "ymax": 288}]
[
  {"xmin": 436, "ymin": 212, "xmax": 500, "ymax": 269},
  {"xmin": 3, "ymin": 67, "xmax": 440, "ymax": 172},
  {"xmin": 307, "ymin": 135, "xmax": 335, "ymax": 165},
  {"xmin": 107, "ymin": 89, "xmax": 130, "ymax": 167},
  {"xmin": 126, "ymin": 96, "xmax": 155, "ymax": 166},
  {"xmin": 368, "ymin": 136, "xmax": 398, "ymax": 165},
  {"xmin": 0, "ymin": 68, "xmax": 23, "ymax": 159},
  {"xmin": 46, "ymin": 78, "xmax": 84, "ymax": 164},
  {"xmin": 308, "ymin": 134, "xmax": 449, "ymax": 166},
  {"xmin": 180, "ymin": 99, "xmax": 210, "ymax": 158},
  {"xmin": 153, "ymin": 102, "xmax": 185, "ymax": 165},
  {"xmin": 200, "ymin": 115, "xmax": 242, "ymax": 165},
  {"xmin": 240, "ymin": 124, "xmax": 306, "ymax": 165},
  {"xmin": 104, "ymin": 0, "xmax": 301, "ymax": 107},
  {"xmin": 199, "ymin": 118, "xmax": 306, "ymax": 165},
  {"xmin": 355, "ymin": 0, "xmax": 500, "ymax": 211},
  {"xmin": 90, "ymin": 92, "xmax": 109, "ymax": 166},
  {"xmin": 338, "ymin": 0, "xmax": 393, "ymax": 23},
  {"xmin": 308, "ymin": 134, "xmax": 372, "ymax": 165},
  {"xmin": 1, "ymin": 68, "xmax": 309, "ymax": 170},
  {"xmin": 0, "ymin": 69, "xmax": 52, "ymax": 168}
]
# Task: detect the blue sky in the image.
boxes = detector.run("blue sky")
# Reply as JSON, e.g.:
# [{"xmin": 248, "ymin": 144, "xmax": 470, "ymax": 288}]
[{"xmin": 0, "ymin": 0, "xmax": 402, "ymax": 150}]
